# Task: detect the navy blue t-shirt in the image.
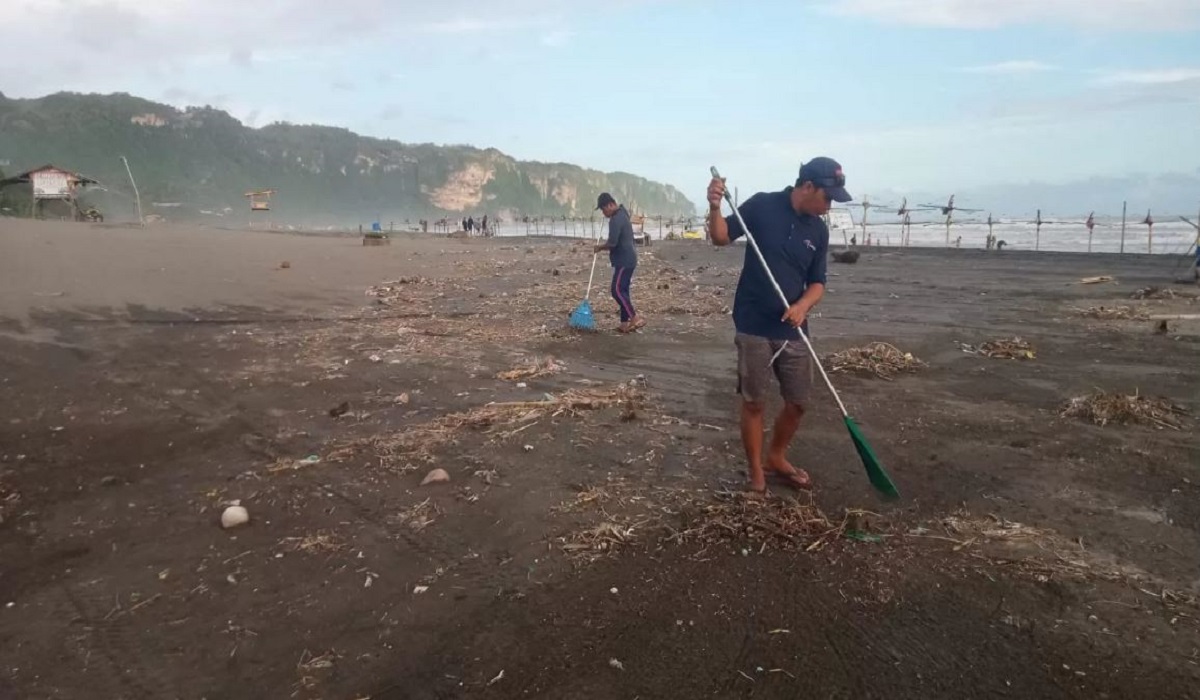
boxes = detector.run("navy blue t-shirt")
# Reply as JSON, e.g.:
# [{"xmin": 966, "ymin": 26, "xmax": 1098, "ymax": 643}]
[
  {"xmin": 606, "ymin": 205, "xmax": 638, "ymax": 269},
  {"xmin": 726, "ymin": 188, "xmax": 829, "ymax": 340}
]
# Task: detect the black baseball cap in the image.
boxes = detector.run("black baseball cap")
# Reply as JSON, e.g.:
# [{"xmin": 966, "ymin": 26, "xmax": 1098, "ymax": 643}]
[
  {"xmin": 595, "ymin": 192, "xmax": 617, "ymax": 210},
  {"xmin": 797, "ymin": 157, "xmax": 852, "ymax": 203}
]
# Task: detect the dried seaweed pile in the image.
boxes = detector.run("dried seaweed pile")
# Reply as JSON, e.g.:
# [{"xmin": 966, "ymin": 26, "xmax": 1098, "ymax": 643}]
[
  {"xmin": 279, "ymin": 532, "xmax": 347, "ymax": 554},
  {"xmin": 329, "ymin": 384, "xmax": 649, "ymax": 472},
  {"xmin": 922, "ymin": 512, "xmax": 1184, "ymax": 588},
  {"xmin": 1060, "ymin": 390, "xmax": 1187, "ymax": 430},
  {"xmin": 496, "ymin": 356, "xmax": 566, "ymax": 381},
  {"xmin": 366, "ymin": 276, "xmax": 441, "ymax": 306},
  {"xmin": 662, "ymin": 494, "xmax": 852, "ymax": 552},
  {"xmin": 933, "ymin": 514, "xmax": 1095, "ymax": 578},
  {"xmin": 825, "ymin": 342, "xmax": 925, "ymax": 379},
  {"xmin": 1130, "ymin": 286, "xmax": 1198, "ymax": 301},
  {"xmin": 958, "ymin": 337, "xmax": 1036, "ymax": 360},
  {"xmin": 1073, "ymin": 305, "xmax": 1148, "ymax": 320},
  {"xmin": 556, "ymin": 483, "xmax": 870, "ymax": 562},
  {"xmin": 637, "ymin": 281, "xmax": 730, "ymax": 318}
]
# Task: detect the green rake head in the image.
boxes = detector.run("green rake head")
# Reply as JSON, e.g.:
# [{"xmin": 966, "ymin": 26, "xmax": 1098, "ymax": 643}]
[{"xmin": 845, "ymin": 415, "xmax": 900, "ymax": 500}]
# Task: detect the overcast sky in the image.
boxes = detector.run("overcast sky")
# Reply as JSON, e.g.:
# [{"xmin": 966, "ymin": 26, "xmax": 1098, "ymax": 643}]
[{"xmin": 2, "ymin": 0, "xmax": 1198, "ymax": 209}]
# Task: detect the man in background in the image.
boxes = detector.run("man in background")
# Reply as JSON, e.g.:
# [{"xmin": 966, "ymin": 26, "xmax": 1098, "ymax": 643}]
[{"xmin": 594, "ymin": 192, "xmax": 644, "ymax": 333}]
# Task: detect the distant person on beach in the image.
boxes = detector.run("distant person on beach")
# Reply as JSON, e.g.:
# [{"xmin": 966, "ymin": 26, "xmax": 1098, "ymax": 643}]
[
  {"xmin": 705, "ymin": 157, "xmax": 848, "ymax": 496},
  {"xmin": 593, "ymin": 192, "xmax": 643, "ymax": 333}
]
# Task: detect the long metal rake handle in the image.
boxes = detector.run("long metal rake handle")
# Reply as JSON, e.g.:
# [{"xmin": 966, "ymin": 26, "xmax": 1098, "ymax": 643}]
[
  {"xmin": 584, "ymin": 215, "xmax": 607, "ymax": 300},
  {"xmin": 710, "ymin": 166, "xmax": 850, "ymax": 418}
]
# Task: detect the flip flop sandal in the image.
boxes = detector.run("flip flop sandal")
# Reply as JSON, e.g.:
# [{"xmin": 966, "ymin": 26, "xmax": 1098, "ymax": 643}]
[{"xmin": 766, "ymin": 469, "xmax": 813, "ymax": 491}]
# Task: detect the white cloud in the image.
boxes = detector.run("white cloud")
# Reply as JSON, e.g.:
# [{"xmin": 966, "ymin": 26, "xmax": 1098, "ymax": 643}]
[
  {"xmin": 826, "ymin": 0, "xmax": 1200, "ymax": 30},
  {"xmin": 540, "ymin": 29, "xmax": 575, "ymax": 47},
  {"xmin": 957, "ymin": 60, "xmax": 1058, "ymax": 74},
  {"xmin": 0, "ymin": 0, "xmax": 576, "ymax": 95},
  {"xmin": 1093, "ymin": 68, "xmax": 1200, "ymax": 85}
]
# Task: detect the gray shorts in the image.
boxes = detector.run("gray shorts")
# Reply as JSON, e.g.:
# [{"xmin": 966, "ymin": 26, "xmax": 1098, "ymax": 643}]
[{"xmin": 735, "ymin": 333, "xmax": 814, "ymax": 406}]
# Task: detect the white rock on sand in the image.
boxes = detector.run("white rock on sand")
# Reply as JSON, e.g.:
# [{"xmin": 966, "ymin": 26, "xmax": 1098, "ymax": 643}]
[
  {"xmin": 421, "ymin": 468, "xmax": 450, "ymax": 486},
  {"xmin": 221, "ymin": 505, "xmax": 250, "ymax": 529}
]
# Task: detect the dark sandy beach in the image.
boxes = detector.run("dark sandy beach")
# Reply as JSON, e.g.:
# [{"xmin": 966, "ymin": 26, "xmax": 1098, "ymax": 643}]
[{"xmin": 2, "ymin": 218, "xmax": 1198, "ymax": 699}]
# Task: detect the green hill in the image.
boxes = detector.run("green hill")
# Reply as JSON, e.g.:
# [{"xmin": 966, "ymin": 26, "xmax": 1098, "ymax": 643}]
[{"xmin": 0, "ymin": 91, "xmax": 697, "ymax": 224}]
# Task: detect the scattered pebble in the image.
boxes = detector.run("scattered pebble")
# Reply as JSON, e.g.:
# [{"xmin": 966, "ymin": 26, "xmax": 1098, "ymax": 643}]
[
  {"xmin": 421, "ymin": 468, "xmax": 451, "ymax": 486},
  {"xmin": 609, "ymin": 658, "xmax": 625, "ymax": 671},
  {"xmin": 221, "ymin": 506, "xmax": 250, "ymax": 529},
  {"xmin": 100, "ymin": 476, "xmax": 119, "ymax": 487}
]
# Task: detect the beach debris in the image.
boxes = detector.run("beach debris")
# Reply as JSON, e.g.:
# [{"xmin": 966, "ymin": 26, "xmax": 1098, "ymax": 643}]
[
  {"xmin": 560, "ymin": 522, "xmax": 638, "ymax": 558},
  {"xmin": 487, "ymin": 670, "xmax": 505, "ymax": 686},
  {"xmin": 831, "ymin": 250, "xmax": 860, "ymax": 264},
  {"xmin": 328, "ymin": 384, "xmax": 648, "ymax": 472},
  {"xmin": 1074, "ymin": 305, "xmax": 1148, "ymax": 320},
  {"xmin": 279, "ymin": 261, "xmax": 291, "ymax": 269},
  {"xmin": 280, "ymin": 533, "xmax": 346, "ymax": 554},
  {"xmin": 221, "ymin": 505, "xmax": 250, "ymax": 529},
  {"xmin": 421, "ymin": 468, "xmax": 451, "ymax": 486},
  {"xmin": 1060, "ymin": 391, "xmax": 1187, "ymax": 430},
  {"xmin": 391, "ymin": 499, "xmax": 439, "ymax": 532},
  {"xmin": 825, "ymin": 342, "xmax": 925, "ymax": 379},
  {"xmin": 609, "ymin": 658, "xmax": 625, "ymax": 671},
  {"xmin": 1079, "ymin": 276, "xmax": 1115, "ymax": 285},
  {"xmin": 496, "ymin": 356, "xmax": 564, "ymax": 381},
  {"xmin": 957, "ymin": 337, "xmax": 1036, "ymax": 360},
  {"xmin": 266, "ymin": 454, "xmax": 322, "ymax": 474},
  {"xmin": 1131, "ymin": 286, "xmax": 1199, "ymax": 300},
  {"xmin": 328, "ymin": 401, "xmax": 350, "ymax": 418},
  {"xmin": 558, "ymin": 487, "xmax": 859, "ymax": 563}
]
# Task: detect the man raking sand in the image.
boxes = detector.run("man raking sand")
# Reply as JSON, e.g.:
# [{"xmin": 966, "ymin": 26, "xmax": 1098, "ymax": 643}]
[
  {"xmin": 593, "ymin": 192, "xmax": 645, "ymax": 333},
  {"xmin": 706, "ymin": 158, "xmax": 848, "ymax": 496}
]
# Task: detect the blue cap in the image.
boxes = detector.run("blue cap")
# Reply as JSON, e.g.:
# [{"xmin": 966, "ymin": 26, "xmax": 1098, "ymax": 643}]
[{"xmin": 798, "ymin": 157, "xmax": 852, "ymax": 203}]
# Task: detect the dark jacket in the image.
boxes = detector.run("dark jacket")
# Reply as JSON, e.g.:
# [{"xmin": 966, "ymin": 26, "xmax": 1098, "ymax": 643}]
[{"xmin": 605, "ymin": 205, "xmax": 638, "ymax": 269}]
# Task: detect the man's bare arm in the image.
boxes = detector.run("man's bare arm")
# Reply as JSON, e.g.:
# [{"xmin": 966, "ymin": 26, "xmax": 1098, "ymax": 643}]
[{"xmin": 706, "ymin": 177, "xmax": 731, "ymax": 246}]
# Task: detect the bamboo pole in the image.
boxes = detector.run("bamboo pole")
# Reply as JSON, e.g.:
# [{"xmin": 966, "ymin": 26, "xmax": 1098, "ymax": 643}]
[
  {"xmin": 1119, "ymin": 201, "xmax": 1127, "ymax": 253},
  {"xmin": 120, "ymin": 155, "xmax": 144, "ymax": 226}
]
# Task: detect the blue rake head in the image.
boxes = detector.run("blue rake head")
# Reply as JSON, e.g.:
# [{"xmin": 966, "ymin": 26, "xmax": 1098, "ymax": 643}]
[{"xmin": 568, "ymin": 300, "xmax": 595, "ymax": 330}]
